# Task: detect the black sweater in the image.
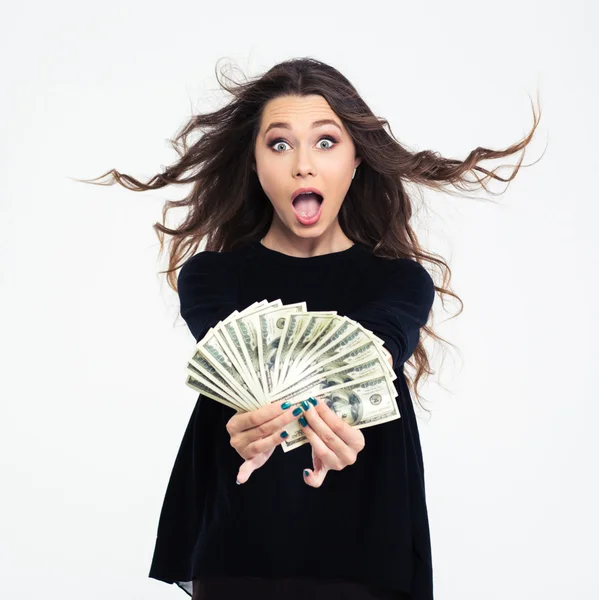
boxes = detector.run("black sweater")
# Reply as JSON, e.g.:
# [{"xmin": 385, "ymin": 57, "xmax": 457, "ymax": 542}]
[{"xmin": 148, "ymin": 239, "xmax": 436, "ymax": 599}]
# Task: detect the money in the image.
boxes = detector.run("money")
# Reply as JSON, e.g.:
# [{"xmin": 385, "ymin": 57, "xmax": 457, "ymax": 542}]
[{"xmin": 184, "ymin": 299, "xmax": 400, "ymax": 452}]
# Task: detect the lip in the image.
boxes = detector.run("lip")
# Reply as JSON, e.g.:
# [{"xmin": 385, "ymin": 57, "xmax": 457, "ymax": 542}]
[{"xmin": 291, "ymin": 187, "xmax": 324, "ymax": 202}]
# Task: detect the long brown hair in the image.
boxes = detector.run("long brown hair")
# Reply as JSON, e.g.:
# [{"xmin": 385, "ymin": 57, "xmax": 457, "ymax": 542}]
[{"xmin": 72, "ymin": 56, "xmax": 543, "ymax": 411}]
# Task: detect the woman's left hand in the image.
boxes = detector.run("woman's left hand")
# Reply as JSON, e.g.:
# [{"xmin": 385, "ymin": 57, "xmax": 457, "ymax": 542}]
[{"xmin": 298, "ymin": 396, "xmax": 366, "ymax": 488}]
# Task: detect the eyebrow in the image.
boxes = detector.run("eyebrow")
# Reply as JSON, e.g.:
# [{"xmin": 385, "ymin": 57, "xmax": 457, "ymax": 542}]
[{"xmin": 263, "ymin": 119, "xmax": 343, "ymax": 136}]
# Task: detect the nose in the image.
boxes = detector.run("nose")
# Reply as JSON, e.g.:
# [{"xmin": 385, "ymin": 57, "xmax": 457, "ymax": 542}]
[{"xmin": 293, "ymin": 146, "xmax": 316, "ymax": 178}]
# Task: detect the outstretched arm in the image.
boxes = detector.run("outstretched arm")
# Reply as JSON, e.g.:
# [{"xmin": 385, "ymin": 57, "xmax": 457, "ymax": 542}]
[
  {"xmin": 297, "ymin": 259, "xmax": 435, "ymax": 487},
  {"xmin": 177, "ymin": 251, "xmax": 239, "ymax": 342},
  {"xmin": 346, "ymin": 258, "xmax": 435, "ymax": 370}
]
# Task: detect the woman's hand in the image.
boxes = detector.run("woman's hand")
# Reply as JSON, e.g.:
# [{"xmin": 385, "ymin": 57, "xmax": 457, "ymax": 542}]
[
  {"xmin": 382, "ymin": 346, "xmax": 393, "ymax": 368},
  {"xmin": 297, "ymin": 396, "xmax": 366, "ymax": 488},
  {"xmin": 226, "ymin": 399, "xmax": 299, "ymax": 484}
]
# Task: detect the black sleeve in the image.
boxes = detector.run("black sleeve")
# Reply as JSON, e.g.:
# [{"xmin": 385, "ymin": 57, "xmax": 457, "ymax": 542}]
[
  {"xmin": 177, "ymin": 251, "xmax": 239, "ymax": 342},
  {"xmin": 346, "ymin": 258, "xmax": 435, "ymax": 370}
]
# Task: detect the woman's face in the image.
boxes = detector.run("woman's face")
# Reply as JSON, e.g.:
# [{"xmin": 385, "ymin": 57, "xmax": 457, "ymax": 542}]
[{"xmin": 253, "ymin": 94, "xmax": 361, "ymax": 244}]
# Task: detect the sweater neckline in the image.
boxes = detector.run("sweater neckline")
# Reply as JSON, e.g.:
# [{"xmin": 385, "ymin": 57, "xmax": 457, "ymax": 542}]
[{"xmin": 250, "ymin": 239, "xmax": 365, "ymax": 264}]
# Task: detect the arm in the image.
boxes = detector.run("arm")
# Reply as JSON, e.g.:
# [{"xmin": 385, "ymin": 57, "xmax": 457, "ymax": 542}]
[
  {"xmin": 177, "ymin": 251, "xmax": 239, "ymax": 342},
  {"xmin": 346, "ymin": 258, "xmax": 435, "ymax": 370},
  {"xmin": 382, "ymin": 346, "xmax": 393, "ymax": 368}
]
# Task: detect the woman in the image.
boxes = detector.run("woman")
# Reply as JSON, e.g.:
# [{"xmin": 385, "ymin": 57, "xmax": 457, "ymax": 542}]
[{"xmin": 80, "ymin": 57, "xmax": 540, "ymax": 599}]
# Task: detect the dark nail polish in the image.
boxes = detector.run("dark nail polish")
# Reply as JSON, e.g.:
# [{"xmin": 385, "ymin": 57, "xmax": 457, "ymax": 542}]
[
  {"xmin": 308, "ymin": 396, "xmax": 318, "ymax": 406},
  {"xmin": 280, "ymin": 430, "xmax": 289, "ymax": 438},
  {"xmin": 281, "ymin": 401, "xmax": 291, "ymax": 409},
  {"xmin": 304, "ymin": 469, "xmax": 310, "ymax": 477},
  {"xmin": 301, "ymin": 400, "xmax": 310, "ymax": 411},
  {"xmin": 292, "ymin": 406, "xmax": 303, "ymax": 416},
  {"xmin": 298, "ymin": 415, "xmax": 308, "ymax": 427}
]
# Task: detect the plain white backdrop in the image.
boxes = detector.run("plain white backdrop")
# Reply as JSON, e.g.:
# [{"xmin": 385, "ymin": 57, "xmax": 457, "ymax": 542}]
[{"xmin": 1, "ymin": 0, "xmax": 597, "ymax": 598}]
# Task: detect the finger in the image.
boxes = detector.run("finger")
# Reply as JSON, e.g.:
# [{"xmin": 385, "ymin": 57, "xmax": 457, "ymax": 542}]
[
  {"xmin": 382, "ymin": 346, "xmax": 393, "ymax": 368},
  {"xmin": 241, "ymin": 419, "xmax": 296, "ymax": 459},
  {"xmin": 303, "ymin": 467, "xmax": 329, "ymax": 488},
  {"xmin": 236, "ymin": 447, "xmax": 275, "ymax": 484},
  {"xmin": 236, "ymin": 401, "xmax": 303, "ymax": 449},
  {"xmin": 227, "ymin": 399, "xmax": 296, "ymax": 435},
  {"xmin": 303, "ymin": 454, "xmax": 329, "ymax": 488},
  {"xmin": 298, "ymin": 416, "xmax": 341, "ymax": 468},
  {"xmin": 299, "ymin": 399, "xmax": 359, "ymax": 465},
  {"xmin": 229, "ymin": 400, "xmax": 289, "ymax": 434},
  {"xmin": 312, "ymin": 397, "xmax": 365, "ymax": 451}
]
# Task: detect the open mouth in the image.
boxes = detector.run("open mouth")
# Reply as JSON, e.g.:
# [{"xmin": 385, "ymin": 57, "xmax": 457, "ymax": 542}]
[
  {"xmin": 291, "ymin": 192, "xmax": 324, "ymax": 224},
  {"xmin": 292, "ymin": 192, "xmax": 323, "ymax": 209}
]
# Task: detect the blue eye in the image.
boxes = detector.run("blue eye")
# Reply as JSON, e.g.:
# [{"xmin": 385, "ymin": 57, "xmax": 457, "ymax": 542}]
[
  {"xmin": 270, "ymin": 140, "xmax": 290, "ymax": 152},
  {"xmin": 317, "ymin": 136, "xmax": 337, "ymax": 150},
  {"xmin": 268, "ymin": 135, "xmax": 338, "ymax": 153}
]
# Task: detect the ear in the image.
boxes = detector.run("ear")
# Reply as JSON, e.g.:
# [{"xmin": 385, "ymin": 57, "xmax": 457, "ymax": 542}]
[{"xmin": 354, "ymin": 157, "xmax": 362, "ymax": 169}]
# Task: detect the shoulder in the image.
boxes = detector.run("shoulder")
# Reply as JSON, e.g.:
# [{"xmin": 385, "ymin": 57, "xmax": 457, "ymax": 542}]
[
  {"xmin": 375, "ymin": 256, "xmax": 436, "ymax": 304},
  {"xmin": 177, "ymin": 250, "xmax": 235, "ymax": 283},
  {"xmin": 378, "ymin": 255, "xmax": 433, "ymax": 282}
]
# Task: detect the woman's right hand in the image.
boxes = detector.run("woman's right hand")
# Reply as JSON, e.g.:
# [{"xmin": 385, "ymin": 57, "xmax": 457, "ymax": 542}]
[{"xmin": 226, "ymin": 399, "xmax": 300, "ymax": 484}]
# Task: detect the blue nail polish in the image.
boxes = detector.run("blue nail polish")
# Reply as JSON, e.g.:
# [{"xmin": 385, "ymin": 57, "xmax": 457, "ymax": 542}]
[
  {"xmin": 301, "ymin": 400, "xmax": 310, "ymax": 411},
  {"xmin": 298, "ymin": 415, "xmax": 308, "ymax": 427},
  {"xmin": 280, "ymin": 430, "xmax": 289, "ymax": 438},
  {"xmin": 292, "ymin": 406, "xmax": 303, "ymax": 417},
  {"xmin": 308, "ymin": 396, "xmax": 318, "ymax": 406},
  {"xmin": 281, "ymin": 401, "xmax": 291, "ymax": 409},
  {"xmin": 236, "ymin": 480, "xmax": 241, "ymax": 485},
  {"xmin": 304, "ymin": 470, "xmax": 310, "ymax": 477}
]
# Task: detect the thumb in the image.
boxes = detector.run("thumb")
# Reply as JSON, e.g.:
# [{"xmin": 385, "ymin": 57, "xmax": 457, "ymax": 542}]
[
  {"xmin": 303, "ymin": 465, "xmax": 329, "ymax": 488},
  {"xmin": 236, "ymin": 448, "xmax": 274, "ymax": 484},
  {"xmin": 236, "ymin": 459, "xmax": 256, "ymax": 485}
]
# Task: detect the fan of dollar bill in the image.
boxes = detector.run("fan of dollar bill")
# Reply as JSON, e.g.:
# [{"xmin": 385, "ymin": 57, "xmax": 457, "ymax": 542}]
[{"xmin": 184, "ymin": 299, "xmax": 400, "ymax": 452}]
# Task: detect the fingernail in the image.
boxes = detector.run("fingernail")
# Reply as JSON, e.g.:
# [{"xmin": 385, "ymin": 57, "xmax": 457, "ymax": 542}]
[
  {"xmin": 298, "ymin": 415, "xmax": 308, "ymax": 427},
  {"xmin": 303, "ymin": 469, "xmax": 310, "ymax": 477},
  {"xmin": 292, "ymin": 406, "xmax": 303, "ymax": 416},
  {"xmin": 308, "ymin": 396, "xmax": 318, "ymax": 406},
  {"xmin": 236, "ymin": 480, "xmax": 241, "ymax": 485},
  {"xmin": 281, "ymin": 401, "xmax": 291, "ymax": 409},
  {"xmin": 280, "ymin": 430, "xmax": 289, "ymax": 438},
  {"xmin": 301, "ymin": 400, "xmax": 310, "ymax": 411}
]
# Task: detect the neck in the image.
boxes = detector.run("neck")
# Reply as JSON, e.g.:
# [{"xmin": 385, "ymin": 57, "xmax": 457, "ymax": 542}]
[
  {"xmin": 260, "ymin": 233, "xmax": 354, "ymax": 258},
  {"xmin": 260, "ymin": 217, "xmax": 356, "ymax": 258}
]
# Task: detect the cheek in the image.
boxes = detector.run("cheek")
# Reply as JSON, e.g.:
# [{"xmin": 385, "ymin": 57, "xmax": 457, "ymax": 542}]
[
  {"xmin": 324, "ymin": 169, "xmax": 352, "ymax": 206},
  {"xmin": 261, "ymin": 182, "xmax": 286, "ymax": 209},
  {"xmin": 255, "ymin": 164, "xmax": 283, "ymax": 203},
  {"xmin": 326, "ymin": 157, "xmax": 352, "ymax": 182}
]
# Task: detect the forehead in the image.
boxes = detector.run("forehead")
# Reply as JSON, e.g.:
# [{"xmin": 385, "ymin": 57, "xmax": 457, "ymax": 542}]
[{"xmin": 259, "ymin": 94, "xmax": 344, "ymax": 132}]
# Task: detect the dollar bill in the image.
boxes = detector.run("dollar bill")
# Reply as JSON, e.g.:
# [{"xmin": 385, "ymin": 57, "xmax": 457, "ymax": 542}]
[
  {"xmin": 184, "ymin": 373, "xmax": 240, "ymax": 411},
  {"xmin": 272, "ymin": 339, "xmax": 397, "ymax": 399},
  {"xmin": 184, "ymin": 299, "xmax": 401, "ymax": 451},
  {"xmin": 256, "ymin": 302, "xmax": 307, "ymax": 398},
  {"xmin": 279, "ymin": 372, "xmax": 400, "ymax": 452},
  {"xmin": 273, "ymin": 311, "xmax": 337, "ymax": 391}
]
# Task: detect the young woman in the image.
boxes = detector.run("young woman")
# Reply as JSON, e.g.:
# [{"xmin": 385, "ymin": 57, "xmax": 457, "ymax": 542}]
[{"xmin": 81, "ymin": 57, "xmax": 540, "ymax": 599}]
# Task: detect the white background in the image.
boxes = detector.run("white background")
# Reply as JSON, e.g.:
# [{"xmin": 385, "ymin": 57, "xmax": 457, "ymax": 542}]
[{"xmin": 1, "ymin": 1, "xmax": 597, "ymax": 598}]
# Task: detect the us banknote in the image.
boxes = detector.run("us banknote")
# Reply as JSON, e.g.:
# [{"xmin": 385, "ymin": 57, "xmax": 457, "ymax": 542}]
[{"xmin": 184, "ymin": 299, "xmax": 399, "ymax": 452}]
